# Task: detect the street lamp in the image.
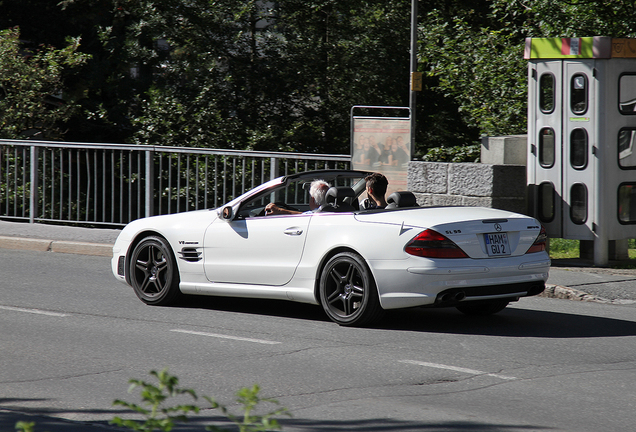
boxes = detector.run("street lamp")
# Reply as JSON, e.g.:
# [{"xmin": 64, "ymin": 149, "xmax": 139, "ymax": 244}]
[{"xmin": 409, "ymin": 0, "xmax": 419, "ymax": 158}]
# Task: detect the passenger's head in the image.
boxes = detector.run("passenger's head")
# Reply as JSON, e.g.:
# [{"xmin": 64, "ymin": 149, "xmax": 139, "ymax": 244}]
[
  {"xmin": 309, "ymin": 180, "xmax": 331, "ymax": 208},
  {"xmin": 365, "ymin": 172, "xmax": 388, "ymax": 202}
]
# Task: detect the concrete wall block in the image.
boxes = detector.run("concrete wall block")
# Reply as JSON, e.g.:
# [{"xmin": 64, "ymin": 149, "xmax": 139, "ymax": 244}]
[
  {"xmin": 481, "ymin": 135, "xmax": 528, "ymax": 165},
  {"xmin": 448, "ymin": 163, "xmax": 494, "ymax": 197},
  {"xmin": 432, "ymin": 194, "xmax": 464, "ymax": 207},
  {"xmin": 407, "ymin": 159, "xmax": 527, "ymax": 213},
  {"xmin": 412, "ymin": 192, "xmax": 436, "ymax": 207},
  {"xmin": 407, "ymin": 162, "xmax": 448, "ymax": 194},
  {"xmin": 461, "ymin": 196, "xmax": 494, "ymax": 208}
]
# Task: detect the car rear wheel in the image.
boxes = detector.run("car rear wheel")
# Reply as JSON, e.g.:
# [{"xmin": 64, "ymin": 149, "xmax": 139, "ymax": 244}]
[
  {"xmin": 129, "ymin": 236, "xmax": 181, "ymax": 306},
  {"xmin": 319, "ymin": 252, "xmax": 384, "ymax": 326},
  {"xmin": 456, "ymin": 300, "xmax": 509, "ymax": 316}
]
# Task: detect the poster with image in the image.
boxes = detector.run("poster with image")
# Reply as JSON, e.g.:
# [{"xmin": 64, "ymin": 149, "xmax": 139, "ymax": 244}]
[{"xmin": 351, "ymin": 117, "xmax": 411, "ymax": 196}]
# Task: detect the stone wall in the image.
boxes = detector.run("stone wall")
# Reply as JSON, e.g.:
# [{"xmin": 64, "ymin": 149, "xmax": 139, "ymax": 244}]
[{"xmin": 407, "ymin": 161, "xmax": 528, "ymax": 214}]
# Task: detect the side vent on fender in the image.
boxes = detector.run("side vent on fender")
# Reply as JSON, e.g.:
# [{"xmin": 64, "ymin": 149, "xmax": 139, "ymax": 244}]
[
  {"xmin": 117, "ymin": 256, "xmax": 126, "ymax": 276},
  {"xmin": 178, "ymin": 247, "xmax": 202, "ymax": 262}
]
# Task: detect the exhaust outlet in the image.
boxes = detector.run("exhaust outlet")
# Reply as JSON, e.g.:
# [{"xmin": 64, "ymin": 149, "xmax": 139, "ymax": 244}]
[
  {"xmin": 440, "ymin": 293, "xmax": 453, "ymax": 302},
  {"xmin": 440, "ymin": 291, "xmax": 466, "ymax": 303},
  {"xmin": 454, "ymin": 292, "xmax": 466, "ymax": 301}
]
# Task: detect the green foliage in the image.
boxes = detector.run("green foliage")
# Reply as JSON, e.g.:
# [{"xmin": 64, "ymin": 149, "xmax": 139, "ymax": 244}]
[
  {"xmin": 422, "ymin": 144, "xmax": 481, "ymax": 163},
  {"xmin": 14, "ymin": 421, "xmax": 36, "ymax": 432},
  {"xmin": 503, "ymin": 0, "xmax": 636, "ymax": 38},
  {"xmin": 120, "ymin": 0, "xmax": 415, "ymax": 154},
  {"xmin": 205, "ymin": 384, "xmax": 289, "ymax": 432},
  {"xmin": 421, "ymin": 5, "xmax": 528, "ymax": 138},
  {"xmin": 111, "ymin": 369, "xmax": 290, "ymax": 432},
  {"xmin": 548, "ymin": 238, "xmax": 579, "ymax": 259},
  {"xmin": 111, "ymin": 369, "xmax": 200, "ymax": 432},
  {"xmin": 4, "ymin": 0, "xmax": 636, "ymax": 150},
  {"xmin": 0, "ymin": 27, "xmax": 89, "ymax": 140},
  {"xmin": 420, "ymin": 0, "xmax": 636, "ymax": 142}
]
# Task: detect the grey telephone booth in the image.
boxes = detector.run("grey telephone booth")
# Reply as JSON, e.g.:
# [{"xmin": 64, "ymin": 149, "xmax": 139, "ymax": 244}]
[{"xmin": 526, "ymin": 37, "xmax": 636, "ymax": 265}]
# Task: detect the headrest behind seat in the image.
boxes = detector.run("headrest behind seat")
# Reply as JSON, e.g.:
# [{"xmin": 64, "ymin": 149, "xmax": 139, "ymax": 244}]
[
  {"xmin": 320, "ymin": 187, "xmax": 356, "ymax": 212},
  {"xmin": 386, "ymin": 191, "xmax": 418, "ymax": 209}
]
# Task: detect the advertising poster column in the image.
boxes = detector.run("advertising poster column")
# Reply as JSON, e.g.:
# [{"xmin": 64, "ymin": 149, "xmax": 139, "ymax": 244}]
[{"xmin": 351, "ymin": 117, "xmax": 411, "ymax": 197}]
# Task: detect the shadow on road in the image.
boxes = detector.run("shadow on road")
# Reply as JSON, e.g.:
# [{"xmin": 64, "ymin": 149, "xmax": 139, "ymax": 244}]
[
  {"xmin": 174, "ymin": 294, "xmax": 330, "ymax": 322},
  {"xmin": 0, "ymin": 406, "xmax": 555, "ymax": 432},
  {"xmin": 172, "ymin": 294, "xmax": 636, "ymax": 339},
  {"xmin": 378, "ymin": 306, "xmax": 636, "ymax": 338}
]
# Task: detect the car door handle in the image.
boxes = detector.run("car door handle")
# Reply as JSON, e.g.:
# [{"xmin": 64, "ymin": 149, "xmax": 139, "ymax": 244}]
[{"xmin": 284, "ymin": 227, "xmax": 304, "ymax": 236}]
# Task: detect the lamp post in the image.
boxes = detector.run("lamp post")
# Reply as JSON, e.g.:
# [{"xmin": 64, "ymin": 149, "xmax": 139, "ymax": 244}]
[{"xmin": 409, "ymin": 0, "xmax": 419, "ymax": 158}]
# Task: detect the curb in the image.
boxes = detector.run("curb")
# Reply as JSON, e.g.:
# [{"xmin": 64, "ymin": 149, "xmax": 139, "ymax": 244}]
[
  {"xmin": 0, "ymin": 236, "xmax": 113, "ymax": 257},
  {"xmin": 541, "ymin": 284, "xmax": 636, "ymax": 305}
]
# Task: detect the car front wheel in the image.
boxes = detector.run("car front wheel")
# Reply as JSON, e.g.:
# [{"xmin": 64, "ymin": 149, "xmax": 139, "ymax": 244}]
[
  {"xmin": 319, "ymin": 252, "xmax": 384, "ymax": 326},
  {"xmin": 129, "ymin": 236, "xmax": 181, "ymax": 306}
]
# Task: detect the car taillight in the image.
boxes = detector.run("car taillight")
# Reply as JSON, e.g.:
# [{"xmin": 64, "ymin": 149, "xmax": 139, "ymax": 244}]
[
  {"xmin": 526, "ymin": 226, "xmax": 547, "ymax": 254},
  {"xmin": 405, "ymin": 229, "xmax": 468, "ymax": 258}
]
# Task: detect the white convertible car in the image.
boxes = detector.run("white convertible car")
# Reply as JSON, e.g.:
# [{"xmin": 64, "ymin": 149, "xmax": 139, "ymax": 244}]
[{"xmin": 111, "ymin": 169, "xmax": 550, "ymax": 326}]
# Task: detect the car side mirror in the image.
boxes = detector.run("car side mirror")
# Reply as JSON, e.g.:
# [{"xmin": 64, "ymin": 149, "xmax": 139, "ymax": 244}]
[{"xmin": 221, "ymin": 206, "xmax": 233, "ymax": 220}]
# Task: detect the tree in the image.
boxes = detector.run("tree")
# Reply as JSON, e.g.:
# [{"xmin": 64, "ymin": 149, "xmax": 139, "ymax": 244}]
[
  {"xmin": 0, "ymin": 27, "xmax": 88, "ymax": 140},
  {"xmin": 128, "ymin": 0, "xmax": 416, "ymax": 154},
  {"xmin": 419, "ymin": 0, "xmax": 636, "ymax": 141}
]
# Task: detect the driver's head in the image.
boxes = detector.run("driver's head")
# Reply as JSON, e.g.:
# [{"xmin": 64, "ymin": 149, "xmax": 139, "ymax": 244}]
[
  {"xmin": 365, "ymin": 172, "xmax": 388, "ymax": 202},
  {"xmin": 309, "ymin": 180, "xmax": 331, "ymax": 208}
]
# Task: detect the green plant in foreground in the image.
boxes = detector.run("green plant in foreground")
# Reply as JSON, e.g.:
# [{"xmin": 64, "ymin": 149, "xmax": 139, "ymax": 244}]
[
  {"xmin": 111, "ymin": 369, "xmax": 200, "ymax": 432},
  {"xmin": 110, "ymin": 369, "xmax": 290, "ymax": 432},
  {"xmin": 14, "ymin": 421, "xmax": 37, "ymax": 432},
  {"xmin": 205, "ymin": 384, "xmax": 289, "ymax": 432}
]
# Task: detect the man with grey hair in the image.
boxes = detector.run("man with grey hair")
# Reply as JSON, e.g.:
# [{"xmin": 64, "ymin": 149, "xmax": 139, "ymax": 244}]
[{"xmin": 265, "ymin": 179, "xmax": 331, "ymax": 215}]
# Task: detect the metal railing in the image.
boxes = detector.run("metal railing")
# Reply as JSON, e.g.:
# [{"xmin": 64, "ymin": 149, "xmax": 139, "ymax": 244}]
[{"xmin": 0, "ymin": 139, "xmax": 350, "ymax": 227}]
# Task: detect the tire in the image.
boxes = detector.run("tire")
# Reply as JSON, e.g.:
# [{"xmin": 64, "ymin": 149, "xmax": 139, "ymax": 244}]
[
  {"xmin": 456, "ymin": 300, "xmax": 509, "ymax": 316},
  {"xmin": 129, "ymin": 236, "xmax": 181, "ymax": 306},
  {"xmin": 319, "ymin": 252, "xmax": 384, "ymax": 326}
]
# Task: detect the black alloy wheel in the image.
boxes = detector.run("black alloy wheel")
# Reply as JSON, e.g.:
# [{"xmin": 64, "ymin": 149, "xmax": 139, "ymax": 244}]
[
  {"xmin": 129, "ymin": 236, "xmax": 181, "ymax": 306},
  {"xmin": 319, "ymin": 252, "xmax": 384, "ymax": 326}
]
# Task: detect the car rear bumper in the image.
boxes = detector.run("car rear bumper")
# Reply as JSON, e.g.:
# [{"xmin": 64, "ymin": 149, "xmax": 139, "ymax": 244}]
[{"xmin": 370, "ymin": 254, "xmax": 550, "ymax": 309}]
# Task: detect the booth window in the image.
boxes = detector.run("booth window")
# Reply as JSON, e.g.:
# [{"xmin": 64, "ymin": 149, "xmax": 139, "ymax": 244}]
[
  {"xmin": 539, "ymin": 73, "xmax": 555, "ymax": 113},
  {"xmin": 570, "ymin": 74, "xmax": 588, "ymax": 115},
  {"xmin": 570, "ymin": 128, "xmax": 588, "ymax": 169},
  {"xmin": 539, "ymin": 128, "xmax": 555, "ymax": 168},
  {"xmin": 570, "ymin": 183, "xmax": 588, "ymax": 224},
  {"xmin": 619, "ymin": 74, "xmax": 636, "ymax": 114},
  {"xmin": 618, "ymin": 128, "xmax": 636, "ymax": 168},
  {"xmin": 538, "ymin": 182, "xmax": 555, "ymax": 222},
  {"xmin": 618, "ymin": 183, "xmax": 636, "ymax": 224}
]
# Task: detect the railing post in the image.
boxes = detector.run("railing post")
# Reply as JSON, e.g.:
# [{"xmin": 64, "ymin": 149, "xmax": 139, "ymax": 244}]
[
  {"xmin": 145, "ymin": 150, "xmax": 155, "ymax": 217},
  {"xmin": 29, "ymin": 145, "xmax": 39, "ymax": 224},
  {"xmin": 270, "ymin": 157, "xmax": 278, "ymax": 181}
]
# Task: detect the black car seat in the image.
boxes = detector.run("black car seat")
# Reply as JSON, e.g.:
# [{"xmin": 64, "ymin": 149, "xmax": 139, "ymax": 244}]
[{"xmin": 319, "ymin": 187, "xmax": 356, "ymax": 212}]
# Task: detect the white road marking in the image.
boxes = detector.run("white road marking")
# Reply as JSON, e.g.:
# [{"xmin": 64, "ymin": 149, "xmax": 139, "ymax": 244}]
[
  {"xmin": 0, "ymin": 305, "xmax": 67, "ymax": 317},
  {"xmin": 400, "ymin": 360, "xmax": 517, "ymax": 380},
  {"xmin": 171, "ymin": 329, "xmax": 281, "ymax": 345}
]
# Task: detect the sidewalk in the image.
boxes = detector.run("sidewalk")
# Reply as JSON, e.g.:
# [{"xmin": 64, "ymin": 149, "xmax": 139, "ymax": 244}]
[
  {"xmin": 0, "ymin": 220, "xmax": 120, "ymax": 257},
  {"xmin": 544, "ymin": 260, "xmax": 636, "ymax": 304},
  {"xmin": 0, "ymin": 220, "xmax": 635, "ymax": 303}
]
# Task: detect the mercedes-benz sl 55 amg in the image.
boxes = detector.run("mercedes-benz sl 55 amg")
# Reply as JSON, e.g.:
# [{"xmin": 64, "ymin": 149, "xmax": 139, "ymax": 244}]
[{"xmin": 111, "ymin": 170, "xmax": 550, "ymax": 326}]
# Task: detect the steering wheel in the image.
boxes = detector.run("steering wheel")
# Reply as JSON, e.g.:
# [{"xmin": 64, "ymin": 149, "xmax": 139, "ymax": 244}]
[
  {"xmin": 273, "ymin": 202, "xmax": 300, "ymax": 211},
  {"xmin": 253, "ymin": 202, "xmax": 301, "ymax": 217},
  {"xmin": 259, "ymin": 201, "xmax": 301, "ymax": 216}
]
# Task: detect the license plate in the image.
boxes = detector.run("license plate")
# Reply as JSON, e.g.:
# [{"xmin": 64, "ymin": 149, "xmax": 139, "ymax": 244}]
[{"xmin": 484, "ymin": 232, "xmax": 510, "ymax": 256}]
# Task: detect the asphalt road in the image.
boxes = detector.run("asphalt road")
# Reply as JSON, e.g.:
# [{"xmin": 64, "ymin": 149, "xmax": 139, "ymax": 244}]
[{"xmin": 1, "ymin": 249, "xmax": 636, "ymax": 432}]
